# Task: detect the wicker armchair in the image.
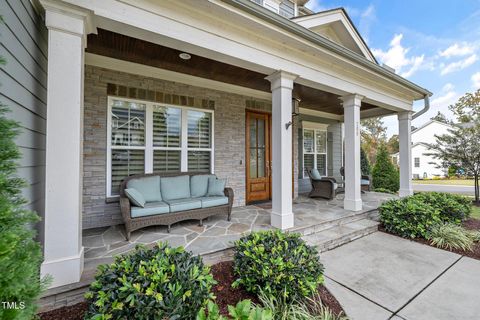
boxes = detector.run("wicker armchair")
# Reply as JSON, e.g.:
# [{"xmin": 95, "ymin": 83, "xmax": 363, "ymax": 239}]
[
  {"xmin": 119, "ymin": 172, "xmax": 234, "ymax": 240},
  {"xmin": 306, "ymin": 169, "xmax": 338, "ymax": 200},
  {"xmin": 339, "ymin": 167, "xmax": 372, "ymax": 192}
]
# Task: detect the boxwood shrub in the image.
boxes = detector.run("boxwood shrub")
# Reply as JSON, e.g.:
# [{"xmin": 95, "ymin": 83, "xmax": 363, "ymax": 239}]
[
  {"xmin": 380, "ymin": 192, "xmax": 472, "ymax": 239},
  {"xmin": 232, "ymin": 230, "xmax": 324, "ymax": 300},
  {"xmin": 412, "ymin": 192, "xmax": 471, "ymax": 223},
  {"xmin": 84, "ymin": 242, "xmax": 216, "ymax": 320},
  {"xmin": 379, "ymin": 196, "xmax": 441, "ymax": 238}
]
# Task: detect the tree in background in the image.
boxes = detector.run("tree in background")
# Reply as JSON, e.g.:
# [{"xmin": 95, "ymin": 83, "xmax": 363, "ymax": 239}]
[
  {"xmin": 360, "ymin": 147, "xmax": 371, "ymax": 176},
  {"xmin": 431, "ymin": 111, "xmax": 449, "ymax": 123},
  {"xmin": 372, "ymin": 144, "xmax": 399, "ymax": 193},
  {"xmin": 0, "ymin": 42, "xmax": 45, "ymax": 319},
  {"xmin": 427, "ymin": 89, "xmax": 480, "ymax": 203},
  {"xmin": 386, "ymin": 134, "xmax": 399, "ymax": 155},
  {"xmin": 361, "ymin": 117, "xmax": 387, "ymax": 164}
]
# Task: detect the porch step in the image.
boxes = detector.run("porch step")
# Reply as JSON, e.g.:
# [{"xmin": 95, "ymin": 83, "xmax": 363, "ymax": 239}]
[
  {"xmin": 302, "ymin": 218, "xmax": 379, "ymax": 253},
  {"xmin": 290, "ymin": 209, "xmax": 379, "ymax": 237}
]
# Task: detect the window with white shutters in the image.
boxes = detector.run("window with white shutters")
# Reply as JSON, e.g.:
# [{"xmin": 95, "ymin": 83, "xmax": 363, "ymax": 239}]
[
  {"xmin": 107, "ymin": 97, "xmax": 214, "ymax": 197},
  {"xmin": 303, "ymin": 128, "xmax": 328, "ymax": 178}
]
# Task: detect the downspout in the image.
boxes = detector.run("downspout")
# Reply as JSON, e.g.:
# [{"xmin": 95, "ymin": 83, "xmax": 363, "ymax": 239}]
[{"xmin": 412, "ymin": 95, "xmax": 431, "ymax": 120}]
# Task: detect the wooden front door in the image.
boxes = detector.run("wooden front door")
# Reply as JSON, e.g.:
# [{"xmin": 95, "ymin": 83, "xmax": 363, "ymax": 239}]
[{"xmin": 246, "ymin": 111, "xmax": 271, "ymax": 203}]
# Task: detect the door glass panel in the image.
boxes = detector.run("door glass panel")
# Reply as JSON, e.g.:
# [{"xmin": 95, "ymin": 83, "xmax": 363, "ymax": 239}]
[
  {"xmin": 249, "ymin": 148, "xmax": 257, "ymax": 178},
  {"xmin": 303, "ymin": 129, "xmax": 314, "ymax": 153},
  {"xmin": 249, "ymin": 118, "xmax": 257, "ymax": 148},
  {"xmin": 257, "ymin": 118, "xmax": 265, "ymax": 148},
  {"xmin": 257, "ymin": 148, "xmax": 265, "ymax": 177}
]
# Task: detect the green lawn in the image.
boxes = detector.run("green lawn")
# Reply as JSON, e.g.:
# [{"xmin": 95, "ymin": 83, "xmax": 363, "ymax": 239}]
[
  {"xmin": 413, "ymin": 179, "xmax": 474, "ymax": 186},
  {"xmin": 471, "ymin": 205, "xmax": 480, "ymax": 220}
]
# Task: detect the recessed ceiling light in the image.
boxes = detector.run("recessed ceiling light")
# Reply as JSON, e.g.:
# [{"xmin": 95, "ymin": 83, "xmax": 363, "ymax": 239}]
[{"xmin": 179, "ymin": 53, "xmax": 191, "ymax": 60}]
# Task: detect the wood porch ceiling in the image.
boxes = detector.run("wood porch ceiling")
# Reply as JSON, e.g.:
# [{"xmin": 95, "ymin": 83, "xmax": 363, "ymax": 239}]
[{"xmin": 87, "ymin": 29, "xmax": 377, "ymax": 115}]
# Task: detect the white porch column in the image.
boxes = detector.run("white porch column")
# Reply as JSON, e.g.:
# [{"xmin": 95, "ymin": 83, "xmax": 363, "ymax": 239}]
[
  {"xmin": 266, "ymin": 70, "xmax": 297, "ymax": 229},
  {"xmin": 40, "ymin": 3, "xmax": 92, "ymax": 288},
  {"xmin": 398, "ymin": 111, "xmax": 413, "ymax": 197},
  {"xmin": 341, "ymin": 94, "xmax": 363, "ymax": 211}
]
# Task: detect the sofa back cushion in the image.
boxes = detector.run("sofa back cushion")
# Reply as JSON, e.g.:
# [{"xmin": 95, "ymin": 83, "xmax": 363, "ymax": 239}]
[
  {"xmin": 207, "ymin": 176, "xmax": 227, "ymax": 196},
  {"xmin": 125, "ymin": 188, "xmax": 146, "ymax": 207},
  {"xmin": 127, "ymin": 176, "xmax": 162, "ymax": 202},
  {"xmin": 190, "ymin": 174, "xmax": 215, "ymax": 198},
  {"xmin": 310, "ymin": 169, "xmax": 322, "ymax": 180},
  {"xmin": 160, "ymin": 175, "xmax": 191, "ymax": 201}
]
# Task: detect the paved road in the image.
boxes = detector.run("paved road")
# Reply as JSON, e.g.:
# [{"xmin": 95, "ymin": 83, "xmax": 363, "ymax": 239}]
[
  {"xmin": 413, "ymin": 183, "xmax": 474, "ymax": 195},
  {"xmin": 322, "ymin": 232, "xmax": 479, "ymax": 320}
]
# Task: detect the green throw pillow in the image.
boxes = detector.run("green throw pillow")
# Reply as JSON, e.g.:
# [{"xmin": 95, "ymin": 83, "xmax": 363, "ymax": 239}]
[
  {"xmin": 125, "ymin": 188, "xmax": 146, "ymax": 207},
  {"xmin": 207, "ymin": 177, "xmax": 226, "ymax": 196}
]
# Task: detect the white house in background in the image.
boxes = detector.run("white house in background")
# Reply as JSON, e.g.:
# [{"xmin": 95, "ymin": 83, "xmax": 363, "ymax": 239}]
[{"xmin": 392, "ymin": 120, "xmax": 454, "ymax": 179}]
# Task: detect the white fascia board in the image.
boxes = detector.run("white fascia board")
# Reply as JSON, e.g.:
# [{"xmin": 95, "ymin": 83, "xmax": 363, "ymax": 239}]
[
  {"xmin": 85, "ymin": 53, "xmax": 271, "ymax": 100},
  {"xmin": 65, "ymin": 0, "xmax": 416, "ymax": 110}
]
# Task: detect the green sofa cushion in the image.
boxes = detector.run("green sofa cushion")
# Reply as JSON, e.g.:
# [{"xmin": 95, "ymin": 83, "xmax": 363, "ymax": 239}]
[
  {"xmin": 160, "ymin": 175, "xmax": 191, "ymax": 201},
  {"xmin": 190, "ymin": 174, "xmax": 215, "ymax": 198},
  {"xmin": 125, "ymin": 188, "xmax": 146, "ymax": 207},
  {"xmin": 131, "ymin": 201, "xmax": 170, "ymax": 218},
  {"xmin": 310, "ymin": 169, "xmax": 322, "ymax": 180},
  {"xmin": 165, "ymin": 198, "xmax": 202, "ymax": 213},
  {"xmin": 127, "ymin": 176, "xmax": 162, "ymax": 202},
  {"xmin": 207, "ymin": 176, "xmax": 226, "ymax": 196},
  {"xmin": 199, "ymin": 196, "xmax": 229, "ymax": 208}
]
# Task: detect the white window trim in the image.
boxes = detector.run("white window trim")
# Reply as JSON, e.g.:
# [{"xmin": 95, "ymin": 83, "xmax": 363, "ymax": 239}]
[
  {"xmin": 302, "ymin": 127, "xmax": 328, "ymax": 179},
  {"xmin": 106, "ymin": 96, "xmax": 215, "ymax": 197}
]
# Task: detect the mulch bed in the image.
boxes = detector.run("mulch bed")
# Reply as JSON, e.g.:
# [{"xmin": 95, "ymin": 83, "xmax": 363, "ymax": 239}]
[
  {"xmin": 39, "ymin": 260, "xmax": 345, "ymax": 319},
  {"xmin": 379, "ymin": 218, "xmax": 480, "ymax": 261}
]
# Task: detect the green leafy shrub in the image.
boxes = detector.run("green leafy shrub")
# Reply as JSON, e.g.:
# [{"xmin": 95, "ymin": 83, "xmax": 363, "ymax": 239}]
[
  {"xmin": 360, "ymin": 147, "xmax": 371, "ymax": 176},
  {"xmin": 379, "ymin": 196, "xmax": 441, "ymax": 238},
  {"xmin": 258, "ymin": 291, "xmax": 348, "ymax": 320},
  {"xmin": 197, "ymin": 300, "xmax": 272, "ymax": 320},
  {"xmin": 0, "ymin": 105, "xmax": 45, "ymax": 319},
  {"xmin": 372, "ymin": 187, "xmax": 396, "ymax": 194},
  {"xmin": 232, "ymin": 230, "xmax": 324, "ymax": 300},
  {"xmin": 427, "ymin": 223, "xmax": 474, "ymax": 251},
  {"xmin": 412, "ymin": 192, "xmax": 471, "ymax": 223},
  {"xmin": 85, "ymin": 242, "xmax": 216, "ymax": 320},
  {"xmin": 372, "ymin": 144, "xmax": 399, "ymax": 193}
]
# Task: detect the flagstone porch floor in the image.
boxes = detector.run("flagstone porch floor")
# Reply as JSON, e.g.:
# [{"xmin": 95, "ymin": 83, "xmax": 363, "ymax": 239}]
[{"xmin": 82, "ymin": 192, "xmax": 395, "ymax": 270}]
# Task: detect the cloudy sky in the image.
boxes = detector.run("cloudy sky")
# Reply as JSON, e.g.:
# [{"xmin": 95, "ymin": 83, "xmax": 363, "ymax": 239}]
[{"xmin": 306, "ymin": 0, "xmax": 480, "ymax": 137}]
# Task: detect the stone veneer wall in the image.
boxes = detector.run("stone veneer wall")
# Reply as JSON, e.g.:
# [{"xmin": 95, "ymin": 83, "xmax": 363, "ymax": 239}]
[{"xmin": 83, "ymin": 65, "xmax": 299, "ymax": 229}]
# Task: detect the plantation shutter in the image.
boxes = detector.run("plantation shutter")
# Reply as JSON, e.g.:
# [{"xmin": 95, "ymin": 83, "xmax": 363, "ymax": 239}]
[
  {"xmin": 153, "ymin": 150, "xmax": 181, "ymax": 172},
  {"xmin": 153, "ymin": 106, "xmax": 181, "ymax": 148}
]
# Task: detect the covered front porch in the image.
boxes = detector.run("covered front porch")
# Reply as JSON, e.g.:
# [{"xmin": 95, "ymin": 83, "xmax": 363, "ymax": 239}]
[
  {"xmin": 39, "ymin": 0, "xmax": 428, "ymax": 289},
  {"xmin": 82, "ymin": 192, "xmax": 395, "ymax": 271}
]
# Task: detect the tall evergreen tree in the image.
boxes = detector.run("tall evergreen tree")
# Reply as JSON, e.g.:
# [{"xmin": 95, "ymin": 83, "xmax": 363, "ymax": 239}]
[
  {"xmin": 0, "ymin": 41, "xmax": 45, "ymax": 319},
  {"xmin": 360, "ymin": 147, "xmax": 371, "ymax": 175},
  {"xmin": 372, "ymin": 144, "xmax": 399, "ymax": 193}
]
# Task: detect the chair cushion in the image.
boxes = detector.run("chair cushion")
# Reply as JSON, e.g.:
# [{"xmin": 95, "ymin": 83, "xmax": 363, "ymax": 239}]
[
  {"xmin": 361, "ymin": 179, "xmax": 370, "ymax": 185},
  {"xmin": 207, "ymin": 177, "xmax": 226, "ymax": 196},
  {"xmin": 125, "ymin": 188, "xmax": 146, "ymax": 207},
  {"xmin": 160, "ymin": 175, "xmax": 191, "ymax": 201},
  {"xmin": 131, "ymin": 201, "xmax": 170, "ymax": 218},
  {"xmin": 311, "ymin": 169, "xmax": 322, "ymax": 180},
  {"xmin": 127, "ymin": 176, "xmax": 162, "ymax": 202},
  {"xmin": 199, "ymin": 196, "xmax": 229, "ymax": 208},
  {"xmin": 165, "ymin": 198, "xmax": 202, "ymax": 213},
  {"xmin": 190, "ymin": 174, "xmax": 215, "ymax": 198}
]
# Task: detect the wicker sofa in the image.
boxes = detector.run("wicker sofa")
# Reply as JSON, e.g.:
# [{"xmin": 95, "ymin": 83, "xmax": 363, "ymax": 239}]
[{"xmin": 119, "ymin": 172, "xmax": 234, "ymax": 240}]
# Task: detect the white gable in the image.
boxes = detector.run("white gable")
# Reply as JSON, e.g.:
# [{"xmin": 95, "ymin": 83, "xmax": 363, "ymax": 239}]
[
  {"xmin": 411, "ymin": 120, "xmax": 455, "ymax": 145},
  {"xmin": 292, "ymin": 8, "xmax": 376, "ymax": 62}
]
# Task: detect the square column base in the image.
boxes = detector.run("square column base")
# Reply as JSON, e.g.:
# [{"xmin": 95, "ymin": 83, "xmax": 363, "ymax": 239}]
[
  {"xmin": 271, "ymin": 211, "xmax": 294, "ymax": 230},
  {"xmin": 344, "ymin": 198, "xmax": 362, "ymax": 211},
  {"xmin": 41, "ymin": 247, "xmax": 84, "ymax": 288},
  {"xmin": 399, "ymin": 188, "xmax": 413, "ymax": 197}
]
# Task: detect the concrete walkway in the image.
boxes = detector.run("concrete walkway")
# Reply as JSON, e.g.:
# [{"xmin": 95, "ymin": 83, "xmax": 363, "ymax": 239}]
[{"xmin": 321, "ymin": 232, "xmax": 480, "ymax": 320}]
